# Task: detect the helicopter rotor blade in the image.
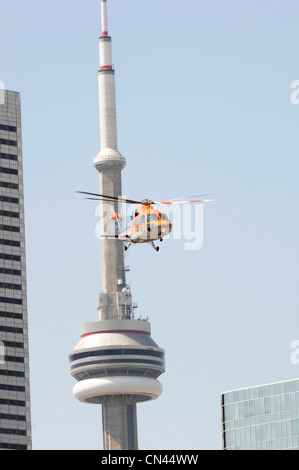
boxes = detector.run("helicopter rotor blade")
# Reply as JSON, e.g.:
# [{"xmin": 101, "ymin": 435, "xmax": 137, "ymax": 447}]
[
  {"xmin": 156, "ymin": 199, "xmax": 215, "ymax": 204},
  {"xmin": 153, "ymin": 194, "xmax": 215, "ymax": 205},
  {"xmin": 155, "ymin": 194, "xmax": 211, "ymax": 203},
  {"xmin": 77, "ymin": 191, "xmax": 215, "ymax": 206},
  {"xmin": 76, "ymin": 191, "xmax": 143, "ymax": 205}
]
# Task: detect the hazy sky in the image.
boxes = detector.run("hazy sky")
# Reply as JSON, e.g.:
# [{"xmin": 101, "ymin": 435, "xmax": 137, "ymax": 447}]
[{"xmin": 1, "ymin": 0, "xmax": 299, "ymax": 450}]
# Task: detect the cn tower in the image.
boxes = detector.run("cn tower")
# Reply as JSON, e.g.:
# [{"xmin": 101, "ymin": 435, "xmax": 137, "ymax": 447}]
[{"xmin": 69, "ymin": 0, "xmax": 165, "ymax": 450}]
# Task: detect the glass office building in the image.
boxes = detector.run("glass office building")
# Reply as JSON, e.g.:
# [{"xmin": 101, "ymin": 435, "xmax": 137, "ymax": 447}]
[
  {"xmin": 221, "ymin": 378, "xmax": 299, "ymax": 450},
  {"xmin": 0, "ymin": 90, "xmax": 32, "ymax": 449}
]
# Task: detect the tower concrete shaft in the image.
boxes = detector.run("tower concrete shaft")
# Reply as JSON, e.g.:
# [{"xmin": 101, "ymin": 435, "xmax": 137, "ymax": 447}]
[
  {"xmin": 102, "ymin": 396, "xmax": 138, "ymax": 450},
  {"xmin": 94, "ymin": 0, "xmax": 127, "ymax": 321}
]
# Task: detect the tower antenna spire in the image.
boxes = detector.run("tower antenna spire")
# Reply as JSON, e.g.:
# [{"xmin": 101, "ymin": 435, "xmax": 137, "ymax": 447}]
[{"xmin": 101, "ymin": 0, "xmax": 109, "ymax": 36}]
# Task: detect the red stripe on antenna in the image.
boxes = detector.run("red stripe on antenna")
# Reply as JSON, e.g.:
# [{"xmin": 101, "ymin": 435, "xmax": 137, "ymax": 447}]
[
  {"xmin": 102, "ymin": 31, "xmax": 108, "ymax": 36},
  {"xmin": 100, "ymin": 65, "xmax": 113, "ymax": 70}
]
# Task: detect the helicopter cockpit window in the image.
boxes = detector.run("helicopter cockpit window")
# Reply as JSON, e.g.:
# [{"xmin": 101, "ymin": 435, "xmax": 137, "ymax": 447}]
[
  {"xmin": 134, "ymin": 216, "xmax": 141, "ymax": 227},
  {"xmin": 140, "ymin": 215, "xmax": 145, "ymax": 225},
  {"xmin": 147, "ymin": 214, "xmax": 159, "ymax": 222},
  {"xmin": 159, "ymin": 213, "xmax": 168, "ymax": 221}
]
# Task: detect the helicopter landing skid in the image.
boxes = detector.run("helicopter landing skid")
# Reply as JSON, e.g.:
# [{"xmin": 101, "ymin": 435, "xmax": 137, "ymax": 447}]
[
  {"xmin": 124, "ymin": 241, "xmax": 160, "ymax": 252},
  {"xmin": 150, "ymin": 242, "xmax": 160, "ymax": 252},
  {"xmin": 124, "ymin": 241, "xmax": 132, "ymax": 251}
]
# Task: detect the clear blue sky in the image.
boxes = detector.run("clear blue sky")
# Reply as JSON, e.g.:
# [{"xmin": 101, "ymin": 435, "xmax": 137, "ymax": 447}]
[{"xmin": 1, "ymin": 0, "xmax": 299, "ymax": 450}]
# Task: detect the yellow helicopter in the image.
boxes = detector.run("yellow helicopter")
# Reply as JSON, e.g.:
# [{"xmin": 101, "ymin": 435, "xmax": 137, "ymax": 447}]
[{"xmin": 77, "ymin": 191, "xmax": 213, "ymax": 251}]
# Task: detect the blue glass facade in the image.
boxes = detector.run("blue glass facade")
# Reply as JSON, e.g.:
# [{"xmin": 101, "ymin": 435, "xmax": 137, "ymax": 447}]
[{"xmin": 221, "ymin": 378, "xmax": 299, "ymax": 450}]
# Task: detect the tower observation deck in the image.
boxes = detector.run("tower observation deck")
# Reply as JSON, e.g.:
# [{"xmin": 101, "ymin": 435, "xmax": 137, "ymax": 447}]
[{"xmin": 69, "ymin": 0, "xmax": 165, "ymax": 450}]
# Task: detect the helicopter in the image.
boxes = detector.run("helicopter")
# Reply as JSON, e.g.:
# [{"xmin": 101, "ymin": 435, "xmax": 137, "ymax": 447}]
[{"xmin": 77, "ymin": 191, "xmax": 214, "ymax": 252}]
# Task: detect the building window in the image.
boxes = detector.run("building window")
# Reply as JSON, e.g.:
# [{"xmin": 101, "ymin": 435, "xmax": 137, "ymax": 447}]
[
  {"xmin": 0, "ymin": 139, "xmax": 17, "ymax": 147},
  {"xmin": 0, "ymin": 268, "xmax": 21, "ymax": 276},
  {"xmin": 0, "ymin": 167, "xmax": 18, "ymax": 175},
  {"xmin": 0, "ymin": 124, "xmax": 17, "ymax": 132},
  {"xmin": 4, "ymin": 355, "xmax": 24, "ymax": 364},
  {"xmin": 0, "ymin": 338, "xmax": 24, "ymax": 348},
  {"xmin": 0, "ymin": 325, "xmax": 23, "ymax": 334},
  {"xmin": 0, "ymin": 182, "xmax": 19, "ymax": 190},
  {"xmin": 0, "ymin": 297, "xmax": 23, "ymax": 305},
  {"xmin": 0, "ymin": 398, "xmax": 26, "ymax": 407},
  {"xmin": 0, "ymin": 428, "xmax": 26, "ymax": 436},
  {"xmin": 0, "ymin": 153, "xmax": 18, "ymax": 161},
  {"xmin": 0, "ymin": 253, "xmax": 21, "ymax": 261},
  {"xmin": 0, "ymin": 370, "xmax": 25, "ymax": 378},
  {"xmin": 0, "ymin": 444, "xmax": 28, "ymax": 450},
  {"xmin": 0, "ymin": 239, "xmax": 21, "ymax": 247},
  {"xmin": 0, "ymin": 196, "xmax": 19, "ymax": 204},
  {"xmin": 0, "ymin": 210, "xmax": 20, "ymax": 218},
  {"xmin": 0, "ymin": 413, "xmax": 26, "ymax": 422},
  {"xmin": 127, "ymin": 404, "xmax": 135, "ymax": 450},
  {"xmin": 0, "ymin": 384, "xmax": 25, "ymax": 392},
  {"xmin": 0, "ymin": 225, "xmax": 20, "ymax": 233},
  {"xmin": 0, "ymin": 282, "xmax": 22, "ymax": 290},
  {"xmin": 70, "ymin": 348, "xmax": 164, "ymax": 362}
]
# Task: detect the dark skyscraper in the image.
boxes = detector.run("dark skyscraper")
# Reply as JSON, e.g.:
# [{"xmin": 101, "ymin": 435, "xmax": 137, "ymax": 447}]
[{"xmin": 0, "ymin": 89, "xmax": 32, "ymax": 450}]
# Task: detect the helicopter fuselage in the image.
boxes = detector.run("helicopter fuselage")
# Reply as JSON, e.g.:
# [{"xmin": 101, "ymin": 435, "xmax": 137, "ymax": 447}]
[{"xmin": 118, "ymin": 205, "xmax": 172, "ymax": 244}]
